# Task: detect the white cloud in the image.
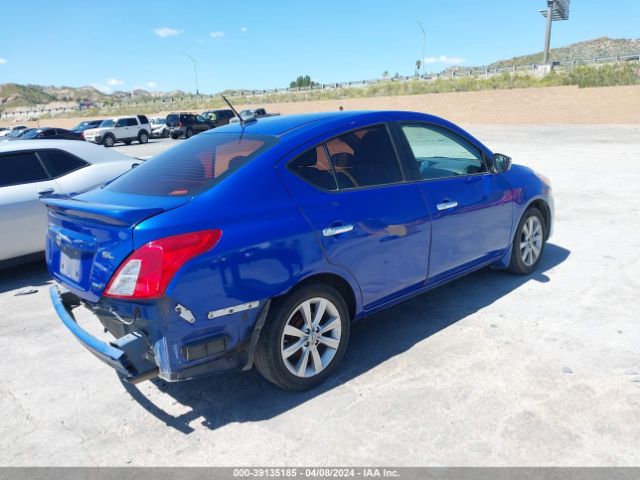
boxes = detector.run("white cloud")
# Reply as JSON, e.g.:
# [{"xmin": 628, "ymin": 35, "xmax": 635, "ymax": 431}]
[
  {"xmin": 210, "ymin": 31, "xmax": 224, "ymax": 39},
  {"xmin": 0, "ymin": 58, "xmax": 6, "ymax": 65},
  {"xmin": 423, "ymin": 55, "xmax": 465, "ymax": 65},
  {"xmin": 153, "ymin": 27, "xmax": 182, "ymax": 38},
  {"xmin": 240, "ymin": 27, "xmax": 248, "ymax": 32},
  {"xmin": 146, "ymin": 81, "xmax": 158, "ymax": 89},
  {"xmin": 106, "ymin": 78, "xmax": 124, "ymax": 86}
]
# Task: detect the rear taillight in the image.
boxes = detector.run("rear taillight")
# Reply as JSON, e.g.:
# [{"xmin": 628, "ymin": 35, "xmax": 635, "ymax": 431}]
[
  {"xmin": 104, "ymin": 230, "xmax": 221, "ymax": 299},
  {"xmin": 179, "ymin": 122, "xmax": 184, "ymax": 127}
]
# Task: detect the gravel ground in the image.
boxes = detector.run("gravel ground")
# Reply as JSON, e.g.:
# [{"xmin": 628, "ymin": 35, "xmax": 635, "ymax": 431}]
[{"xmin": 1, "ymin": 124, "xmax": 639, "ymax": 466}]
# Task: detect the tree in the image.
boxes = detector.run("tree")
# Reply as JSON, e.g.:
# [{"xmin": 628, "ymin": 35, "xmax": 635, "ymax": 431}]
[
  {"xmin": 289, "ymin": 75, "xmax": 318, "ymax": 88},
  {"xmin": 382, "ymin": 70, "xmax": 389, "ymax": 79}
]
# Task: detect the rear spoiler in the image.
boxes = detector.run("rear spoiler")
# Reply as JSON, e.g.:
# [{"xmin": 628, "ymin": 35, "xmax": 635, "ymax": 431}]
[{"xmin": 41, "ymin": 195, "xmax": 165, "ymax": 227}]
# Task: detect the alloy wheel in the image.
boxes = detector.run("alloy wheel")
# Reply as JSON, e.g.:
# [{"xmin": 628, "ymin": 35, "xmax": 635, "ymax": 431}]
[
  {"xmin": 280, "ymin": 297, "xmax": 342, "ymax": 378},
  {"xmin": 520, "ymin": 216, "xmax": 543, "ymax": 266}
]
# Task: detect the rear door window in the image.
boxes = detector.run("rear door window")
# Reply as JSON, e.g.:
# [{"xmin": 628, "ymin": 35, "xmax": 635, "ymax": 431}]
[
  {"xmin": 105, "ymin": 133, "xmax": 278, "ymax": 196},
  {"xmin": 126, "ymin": 118, "xmax": 138, "ymax": 127},
  {"xmin": 288, "ymin": 146, "xmax": 337, "ymax": 191},
  {"xmin": 0, "ymin": 152, "xmax": 50, "ymax": 187},
  {"xmin": 40, "ymin": 150, "xmax": 89, "ymax": 178},
  {"xmin": 325, "ymin": 125, "xmax": 403, "ymax": 189}
]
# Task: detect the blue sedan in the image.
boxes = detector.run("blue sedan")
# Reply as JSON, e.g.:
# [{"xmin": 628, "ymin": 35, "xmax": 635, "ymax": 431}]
[{"xmin": 44, "ymin": 111, "xmax": 553, "ymax": 390}]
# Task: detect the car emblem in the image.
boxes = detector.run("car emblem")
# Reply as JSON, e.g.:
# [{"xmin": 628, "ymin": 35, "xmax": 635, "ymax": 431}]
[{"xmin": 101, "ymin": 251, "xmax": 114, "ymax": 260}]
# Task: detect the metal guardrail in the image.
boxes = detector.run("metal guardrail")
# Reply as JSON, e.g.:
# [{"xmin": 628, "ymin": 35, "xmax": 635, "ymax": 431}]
[{"xmin": 2, "ymin": 53, "xmax": 639, "ymax": 120}]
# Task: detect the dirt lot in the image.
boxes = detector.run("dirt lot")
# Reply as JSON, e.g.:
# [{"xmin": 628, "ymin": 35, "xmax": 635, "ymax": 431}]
[
  {"xmin": 5, "ymin": 85, "xmax": 640, "ymax": 130},
  {"xmin": 0, "ymin": 124, "xmax": 639, "ymax": 466}
]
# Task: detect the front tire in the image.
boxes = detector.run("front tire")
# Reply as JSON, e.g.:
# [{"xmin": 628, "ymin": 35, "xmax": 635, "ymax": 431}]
[
  {"xmin": 185, "ymin": 127, "xmax": 193, "ymax": 139},
  {"xmin": 255, "ymin": 283, "xmax": 350, "ymax": 391},
  {"xmin": 508, "ymin": 207, "xmax": 546, "ymax": 275},
  {"xmin": 102, "ymin": 134, "xmax": 115, "ymax": 147}
]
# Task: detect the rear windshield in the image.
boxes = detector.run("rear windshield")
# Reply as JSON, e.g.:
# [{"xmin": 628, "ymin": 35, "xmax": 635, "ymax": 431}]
[{"xmin": 105, "ymin": 132, "xmax": 278, "ymax": 196}]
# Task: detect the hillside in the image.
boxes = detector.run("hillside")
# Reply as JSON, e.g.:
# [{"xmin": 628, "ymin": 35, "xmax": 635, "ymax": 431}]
[
  {"xmin": 0, "ymin": 83, "xmax": 186, "ymax": 110},
  {"xmin": 487, "ymin": 37, "xmax": 640, "ymax": 69}
]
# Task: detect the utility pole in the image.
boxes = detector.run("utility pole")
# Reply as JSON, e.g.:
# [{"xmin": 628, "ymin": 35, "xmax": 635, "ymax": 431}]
[
  {"xmin": 182, "ymin": 52, "xmax": 200, "ymax": 95},
  {"xmin": 417, "ymin": 21, "xmax": 426, "ymax": 77}
]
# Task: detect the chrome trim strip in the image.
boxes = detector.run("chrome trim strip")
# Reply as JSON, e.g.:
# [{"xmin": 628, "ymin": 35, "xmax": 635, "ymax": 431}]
[
  {"xmin": 322, "ymin": 224, "xmax": 354, "ymax": 237},
  {"xmin": 208, "ymin": 301, "xmax": 260, "ymax": 320}
]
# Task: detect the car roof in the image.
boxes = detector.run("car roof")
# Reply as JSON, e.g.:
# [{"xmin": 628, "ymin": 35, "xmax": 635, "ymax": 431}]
[
  {"xmin": 202, "ymin": 111, "xmax": 424, "ymax": 137},
  {"xmin": 0, "ymin": 139, "xmax": 133, "ymax": 163},
  {"xmin": 203, "ymin": 110, "xmax": 493, "ymax": 155}
]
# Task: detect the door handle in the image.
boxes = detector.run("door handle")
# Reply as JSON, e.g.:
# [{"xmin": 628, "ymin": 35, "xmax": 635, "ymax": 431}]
[
  {"xmin": 37, "ymin": 188, "xmax": 55, "ymax": 196},
  {"xmin": 322, "ymin": 224, "xmax": 354, "ymax": 237},
  {"xmin": 436, "ymin": 200, "xmax": 458, "ymax": 211}
]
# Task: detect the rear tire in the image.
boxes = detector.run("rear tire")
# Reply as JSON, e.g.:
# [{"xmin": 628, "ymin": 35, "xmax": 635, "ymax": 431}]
[
  {"xmin": 254, "ymin": 283, "xmax": 350, "ymax": 391},
  {"xmin": 508, "ymin": 207, "xmax": 546, "ymax": 275},
  {"xmin": 171, "ymin": 133, "xmax": 180, "ymax": 140},
  {"xmin": 185, "ymin": 127, "xmax": 193, "ymax": 139},
  {"xmin": 138, "ymin": 131, "xmax": 149, "ymax": 144}
]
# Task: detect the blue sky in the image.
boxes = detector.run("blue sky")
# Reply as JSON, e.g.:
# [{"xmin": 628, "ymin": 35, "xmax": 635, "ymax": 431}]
[{"xmin": 0, "ymin": 0, "xmax": 638, "ymax": 94}]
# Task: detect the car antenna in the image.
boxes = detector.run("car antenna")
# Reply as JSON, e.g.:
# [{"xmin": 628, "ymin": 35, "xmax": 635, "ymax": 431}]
[{"xmin": 222, "ymin": 95, "xmax": 244, "ymax": 127}]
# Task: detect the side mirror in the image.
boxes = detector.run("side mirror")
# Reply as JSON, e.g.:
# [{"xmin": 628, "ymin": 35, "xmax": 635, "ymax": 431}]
[{"xmin": 493, "ymin": 153, "xmax": 512, "ymax": 173}]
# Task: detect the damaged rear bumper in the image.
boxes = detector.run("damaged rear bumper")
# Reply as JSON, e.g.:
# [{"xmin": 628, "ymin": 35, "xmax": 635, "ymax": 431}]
[{"xmin": 49, "ymin": 286, "xmax": 158, "ymax": 383}]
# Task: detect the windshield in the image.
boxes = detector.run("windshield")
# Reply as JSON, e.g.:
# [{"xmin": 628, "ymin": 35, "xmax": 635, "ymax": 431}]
[
  {"xmin": 73, "ymin": 121, "xmax": 92, "ymax": 130},
  {"xmin": 105, "ymin": 132, "xmax": 278, "ymax": 196},
  {"xmin": 99, "ymin": 119, "xmax": 115, "ymax": 127},
  {"xmin": 8, "ymin": 129, "xmax": 28, "ymax": 138},
  {"xmin": 21, "ymin": 129, "xmax": 42, "ymax": 139},
  {"xmin": 152, "ymin": 118, "xmax": 166, "ymax": 125}
]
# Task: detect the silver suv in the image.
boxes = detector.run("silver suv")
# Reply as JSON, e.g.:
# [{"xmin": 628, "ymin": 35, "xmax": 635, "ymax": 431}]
[{"xmin": 84, "ymin": 115, "xmax": 151, "ymax": 147}]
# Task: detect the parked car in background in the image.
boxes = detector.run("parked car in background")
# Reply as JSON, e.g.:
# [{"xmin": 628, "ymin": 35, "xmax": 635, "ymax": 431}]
[
  {"xmin": 0, "ymin": 125, "xmax": 28, "ymax": 138},
  {"xmin": 71, "ymin": 120, "xmax": 103, "ymax": 134},
  {"xmin": 44, "ymin": 111, "xmax": 553, "ymax": 391},
  {"xmin": 150, "ymin": 117, "xmax": 170, "ymax": 138},
  {"xmin": 0, "ymin": 140, "xmax": 140, "ymax": 267},
  {"xmin": 166, "ymin": 112, "xmax": 213, "ymax": 139},
  {"xmin": 84, "ymin": 115, "xmax": 151, "ymax": 147},
  {"xmin": 229, "ymin": 107, "xmax": 280, "ymax": 123},
  {"xmin": 201, "ymin": 109, "xmax": 235, "ymax": 127},
  {"xmin": 16, "ymin": 127, "xmax": 84, "ymax": 141},
  {"xmin": 1, "ymin": 127, "xmax": 35, "ymax": 141}
]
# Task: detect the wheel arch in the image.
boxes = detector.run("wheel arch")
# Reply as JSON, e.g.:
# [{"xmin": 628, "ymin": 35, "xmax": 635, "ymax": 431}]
[
  {"xmin": 274, "ymin": 270, "xmax": 362, "ymax": 323},
  {"xmin": 525, "ymin": 198, "xmax": 552, "ymax": 239}
]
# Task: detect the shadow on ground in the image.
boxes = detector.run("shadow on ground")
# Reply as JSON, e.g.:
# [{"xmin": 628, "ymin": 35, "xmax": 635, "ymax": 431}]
[
  {"xmin": 121, "ymin": 243, "xmax": 570, "ymax": 433},
  {"xmin": 0, "ymin": 259, "xmax": 50, "ymax": 295}
]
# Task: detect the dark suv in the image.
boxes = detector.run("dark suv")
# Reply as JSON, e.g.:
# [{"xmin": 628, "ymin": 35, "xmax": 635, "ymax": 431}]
[
  {"xmin": 201, "ymin": 109, "xmax": 235, "ymax": 127},
  {"xmin": 166, "ymin": 113, "xmax": 213, "ymax": 139}
]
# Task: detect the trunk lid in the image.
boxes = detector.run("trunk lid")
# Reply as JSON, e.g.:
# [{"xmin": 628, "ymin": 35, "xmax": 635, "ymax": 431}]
[{"xmin": 43, "ymin": 189, "xmax": 189, "ymax": 303}]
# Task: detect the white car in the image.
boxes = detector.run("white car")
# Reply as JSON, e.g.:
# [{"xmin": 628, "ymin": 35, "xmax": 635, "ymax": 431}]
[
  {"xmin": 83, "ymin": 115, "xmax": 151, "ymax": 147},
  {"xmin": 0, "ymin": 125, "xmax": 28, "ymax": 138},
  {"xmin": 150, "ymin": 117, "xmax": 169, "ymax": 138},
  {"xmin": 0, "ymin": 140, "xmax": 140, "ymax": 267}
]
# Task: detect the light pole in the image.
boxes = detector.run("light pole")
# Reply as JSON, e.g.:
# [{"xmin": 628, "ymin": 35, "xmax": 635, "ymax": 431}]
[
  {"xmin": 182, "ymin": 52, "xmax": 200, "ymax": 95},
  {"xmin": 539, "ymin": 0, "xmax": 570, "ymax": 65},
  {"xmin": 417, "ymin": 21, "xmax": 426, "ymax": 77}
]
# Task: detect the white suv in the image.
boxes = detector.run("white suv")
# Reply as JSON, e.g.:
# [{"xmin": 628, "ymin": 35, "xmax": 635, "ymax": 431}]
[{"xmin": 84, "ymin": 115, "xmax": 151, "ymax": 147}]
